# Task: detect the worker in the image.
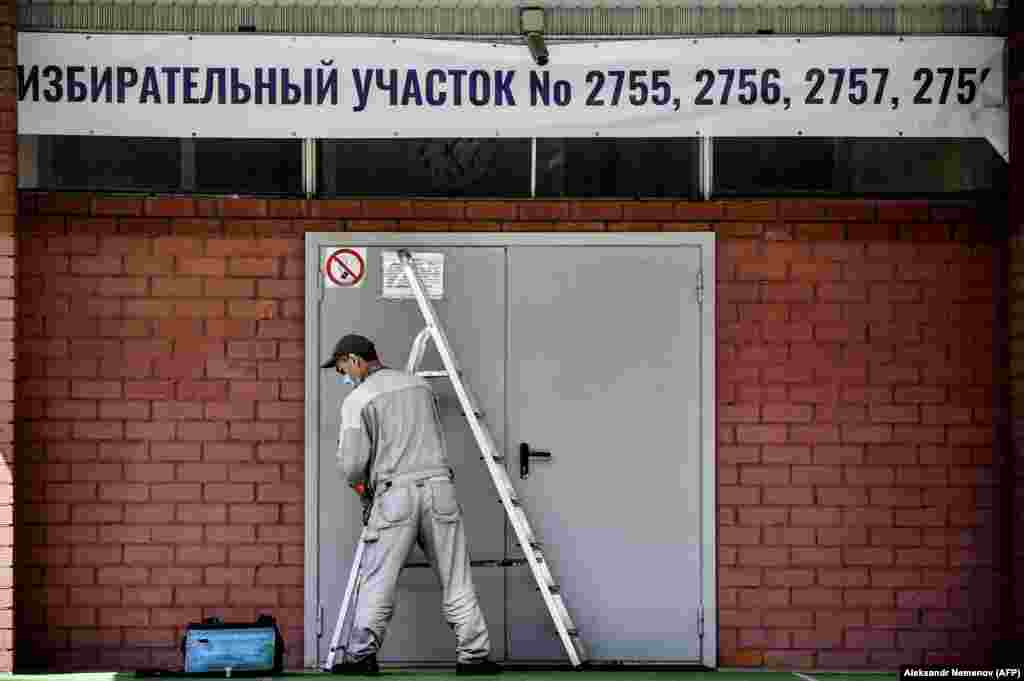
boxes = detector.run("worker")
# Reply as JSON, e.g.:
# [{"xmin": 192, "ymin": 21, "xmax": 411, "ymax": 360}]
[{"xmin": 322, "ymin": 333, "xmax": 501, "ymax": 676}]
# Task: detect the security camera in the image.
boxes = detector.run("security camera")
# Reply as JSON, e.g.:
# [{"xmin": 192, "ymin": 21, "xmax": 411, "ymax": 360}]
[
  {"xmin": 525, "ymin": 33, "xmax": 549, "ymax": 66},
  {"xmin": 521, "ymin": 7, "xmax": 549, "ymax": 66}
]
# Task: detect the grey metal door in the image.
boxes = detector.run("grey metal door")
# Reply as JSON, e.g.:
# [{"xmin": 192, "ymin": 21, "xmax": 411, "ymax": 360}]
[
  {"xmin": 504, "ymin": 246, "xmax": 705, "ymax": 664},
  {"xmin": 316, "ymin": 245, "xmax": 507, "ymax": 666}
]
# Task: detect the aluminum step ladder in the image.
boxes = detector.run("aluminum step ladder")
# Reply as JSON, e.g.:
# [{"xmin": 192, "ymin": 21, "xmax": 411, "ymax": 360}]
[{"xmin": 323, "ymin": 248, "xmax": 588, "ymax": 671}]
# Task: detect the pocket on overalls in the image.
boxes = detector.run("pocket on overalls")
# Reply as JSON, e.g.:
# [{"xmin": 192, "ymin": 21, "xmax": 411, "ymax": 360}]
[
  {"xmin": 377, "ymin": 486, "xmax": 414, "ymax": 527},
  {"xmin": 429, "ymin": 479, "xmax": 461, "ymax": 523}
]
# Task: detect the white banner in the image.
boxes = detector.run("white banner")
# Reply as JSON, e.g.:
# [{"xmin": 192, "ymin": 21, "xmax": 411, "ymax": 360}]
[{"xmin": 16, "ymin": 33, "xmax": 1007, "ymax": 152}]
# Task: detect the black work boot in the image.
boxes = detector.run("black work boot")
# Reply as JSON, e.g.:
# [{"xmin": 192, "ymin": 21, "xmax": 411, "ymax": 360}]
[
  {"xmin": 331, "ymin": 654, "xmax": 380, "ymax": 675},
  {"xmin": 456, "ymin": 658, "xmax": 502, "ymax": 675}
]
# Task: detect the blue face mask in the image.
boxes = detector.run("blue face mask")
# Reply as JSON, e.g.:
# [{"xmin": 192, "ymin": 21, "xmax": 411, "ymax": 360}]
[{"xmin": 341, "ymin": 373, "xmax": 356, "ymax": 386}]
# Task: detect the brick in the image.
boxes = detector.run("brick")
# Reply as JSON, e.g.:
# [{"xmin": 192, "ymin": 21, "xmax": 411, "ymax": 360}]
[
  {"xmin": 151, "ymin": 525, "xmax": 203, "ymax": 544},
  {"xmin": 175, "ymin": 586, "xmax": 229, "ymax": 607},
  {"xmin": 176, "ymin": 545, "xmax": 228, "ymax": 566},
  {"xmin": 123, "ymin": 299, "xmax": 174, "ymax": 319},
  {"xmin": 787, "ymin": 587, "xmax": 842, "ymax": 607},
  {"xmin": 206, "ymin": 525, "xmax": 256, "ymax": 543},
  {"xmin": 100, "ymin": 321, "xmax": 152, "ymax": 341},
  {"xmin": 816, "ymin": 526, "xmax": 869, "ymax": 545},
  {"xmin": 203, "ymin": 484, "xmax": 256, "ymax": 504},
  {"xmin": 151, "ymin": 401, "xmax": 203, "ymax": 421},
  {"xmin": 150, "ymin": 443, "xmax": 202, "ymax": 461},
  {"xmin": 48, "ymin": 400, "xmax": 98, "ymax": 420},
  {"xmin": 144, "ymin": 198, "xmax": 197, "ymax": 218},
  {"xmin": 719, "ymin": 527, "xmax": 761, "ymax": 546},
  {"xmin": 841, "ymin": 425, "xmax": 893, "ymax": 444},
  {"xmin": 893, "ymin": 507, "xmax": 946, "ymax": 527},
  {"xmin": 178, "ymin": 422, "xmax": 229, "ymax": 442},
  {"xmin": 791, "ymin": 465, "xmax": 843, "ymax": 486},
  {"xmin": 816, "ymin": 487, "xmax": 869, "ymax": 506},
  {"xmin": 844, "ymin": 465, "xmax": 897, "ymax": 486},
  {"xmin": 899, "ymin": 630, "xmax": 951, "ymax": 650},
  {"xmin": 737, "ymin": 544, "xmax": 790, "ymax": 565},
  {"xmin": 257, "ymin": 482, "xmax": 302, "ymax": 503},
  {"xmin": 896, "ymin": 465, "xmax": 949, "ymax": 486},
  {"xmin": 763, "ymin": 404, "xmax": 815, "ymax": 423},
  {"xmin": 921, "ymin": 406, "xmax": 972, "ymax": 426},
  {"xmin": 230, "ymin": 506, "xmax": 280, "ymax": 525},
  {"xmin": 152, "ymin": 277, "xmax": 202, "ymax": 297},
  {"xmin": 221, "ymin": 302, "xmax": 276, "ymax": 324},
  {"xmin": 895, "ymin": 548, "xmax": 948, "ymax": 567},
  {"xmin": 793, "ymin": 222, "xmax": 846, "ymax": 240},
  {"xmin": 207, "ymin": 359, "xmax": 259, "ymax": 380},
  {"xmin": 737, "ymin": 508, "xmax": 787, "ymax": 526},
  {"xmin": 71, "ymin": 381, "xmax": 123, "ymax": 400},
  {"xmin": 206, "ymin": 402, "xmax": 256, "ymax": 421},
  {"xmin": 254, "ymin": 319, "xmax": 302, "ymax": 339},
  {"xmin": 178, "ymin": 257, "xmax": 226, "ymax": 277},
  {"xmin": 173, "ymin": 299, "xmax": 226, "ymax": 319},
  {"xmin": 720, "ymin": 485, "xmax": 760, "ymax": 506},
  {"xmin": 757, "ymin": 448, "xmax": 813, "ymax": 468},
  {"xmin": 734, "ymin": 587, "xmax": 789, "ymax": 609},
  {"xmin": 123, "ymin": 381, "xmax": 173, "ymax": 401},
  {"xmin": 789, "ymin": 544, "xmax": 843, "ymax": 565},
  {"xmin": 737, "ymin": 464, "xmax": 790, "ymax": 485},
  {"xmin": 254, "ymin": 443, "xmax": 301, "ymax": 462},
  {"xmin": 735, "ymin": 425, "xmax": 788, "ymax": 445},
  {"xmin": 790, "ymin": 507, "xmax": 842, "ymax": 527},
  {"xmin": 119, "ymin": 464, "xmax": 171, "ymax": 484},
  {"xmin": 177, "ymin": 464, "xmax": 229, "ymax": 483},
  {"xmin": 206, "ymin": 567, "xmax": 257, "ymax": 586},
  {"xmin": 228, "ymin": 257, "xmax": 279, "ymax": 278},
  {"xmin": 150, "ymin": 357, "xmax": 204, "ymax": 380},
  {"xmin": 74, "ymin": 421, "xmax": 125, "ymax": 441}
]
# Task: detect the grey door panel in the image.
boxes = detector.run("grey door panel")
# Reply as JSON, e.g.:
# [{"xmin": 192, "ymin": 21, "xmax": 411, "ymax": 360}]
[
  {"xmin": 505, "ymin": 246, "xmax": 704, "ymax": 663},
  {"xmin": 317, "ymin": 246, "xmax": 507, "ymax": 665}
]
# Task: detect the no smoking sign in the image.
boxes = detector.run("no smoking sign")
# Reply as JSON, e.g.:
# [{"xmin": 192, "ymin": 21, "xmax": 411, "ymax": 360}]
[{"xmin": 323, "ymin": 247, "xmax": 367, "ymax": 289}]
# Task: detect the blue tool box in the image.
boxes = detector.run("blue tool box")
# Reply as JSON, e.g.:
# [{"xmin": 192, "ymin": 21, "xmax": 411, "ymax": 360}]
[{"xmin": 181, "ymin": 616, "xmax": 284, "ymax": 675}]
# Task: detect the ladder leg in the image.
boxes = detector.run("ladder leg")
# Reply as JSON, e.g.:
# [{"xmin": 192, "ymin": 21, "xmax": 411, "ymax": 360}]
[{"xmin": 323, "ymin": 531, "xmax": 367, "ymax": 670}]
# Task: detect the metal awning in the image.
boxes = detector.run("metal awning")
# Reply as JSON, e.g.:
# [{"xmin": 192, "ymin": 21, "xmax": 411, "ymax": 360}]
[{"xmin": 16, "ymin": 0, "xmax": 1008, "ymax": 35}]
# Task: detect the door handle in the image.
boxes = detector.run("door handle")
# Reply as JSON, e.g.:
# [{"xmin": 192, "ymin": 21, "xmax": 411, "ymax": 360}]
[{"xmin": 520, "ymin": 442, "xmax": 552, "ymax": 479}]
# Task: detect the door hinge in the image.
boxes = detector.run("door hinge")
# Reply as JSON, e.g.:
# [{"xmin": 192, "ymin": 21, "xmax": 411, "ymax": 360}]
[
  {"xmin": 696, "ymin": 269, "xmax": 704, "ymax": 305},
  {"xmin": 697, "ymin": 606, "xmax": 704, "ymax": 641}
]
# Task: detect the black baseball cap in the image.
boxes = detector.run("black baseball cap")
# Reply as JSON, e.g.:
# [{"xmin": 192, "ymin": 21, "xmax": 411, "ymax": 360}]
[{"xmin": 321, "ymin": 334, "xmax": 377, "ymax": 369}]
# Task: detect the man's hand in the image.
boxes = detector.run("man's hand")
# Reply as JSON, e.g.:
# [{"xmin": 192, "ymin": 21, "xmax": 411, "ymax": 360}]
[{"xmin": 352, "ymin": 481, "xmax": 372, "ymax": 526}]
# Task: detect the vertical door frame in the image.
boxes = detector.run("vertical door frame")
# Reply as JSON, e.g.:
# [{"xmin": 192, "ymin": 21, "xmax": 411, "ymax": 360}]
[{"xmin": 305, "ymin": 232, "xmax": 717, "ymax": 669}]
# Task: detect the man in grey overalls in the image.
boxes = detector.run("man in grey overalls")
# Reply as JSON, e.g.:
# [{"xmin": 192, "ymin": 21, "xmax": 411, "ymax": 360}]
[{"xmin": 323, "ymin": 334, "xmax": 501, "ymax": 676}]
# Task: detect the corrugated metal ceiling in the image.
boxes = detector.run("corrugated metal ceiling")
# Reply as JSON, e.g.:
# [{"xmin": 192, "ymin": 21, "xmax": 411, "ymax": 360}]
[{"xmin": 16, "ymin": 0, "xmax": 1007, "ymax": 34}]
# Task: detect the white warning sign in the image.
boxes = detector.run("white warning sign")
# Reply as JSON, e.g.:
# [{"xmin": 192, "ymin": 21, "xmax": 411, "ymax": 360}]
[
  {"xmin": 323, "ymin": 247, "xmax": 367, "ymax": 289},
  {"xmin": 381, "ymin": 251, "xmax": 444, "ymax": 300}
]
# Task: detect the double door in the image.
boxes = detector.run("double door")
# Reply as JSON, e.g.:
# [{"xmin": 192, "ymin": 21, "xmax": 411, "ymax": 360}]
[{"xmin": 310, "ymin": 240, "xmax": 710, "ymax": 668}]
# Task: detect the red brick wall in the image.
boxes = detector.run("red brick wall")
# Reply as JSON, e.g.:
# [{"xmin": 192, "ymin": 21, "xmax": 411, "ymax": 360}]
[
  {"xmin": 0, "ymin": 0, "xmax": 14, "ymax": 670},
  {"xmin": 14, "ymin": 193, "xmax": 1003, "ymax": 671},
  {"xmin": 1009, "ymin": 24, "xmax": 1023, "ymax": 656}
]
